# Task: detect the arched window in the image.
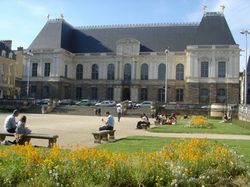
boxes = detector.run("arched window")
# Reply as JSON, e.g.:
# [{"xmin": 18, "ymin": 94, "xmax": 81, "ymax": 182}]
[
  {"xmin": 158, "ymin": 88, "xmax": 165, "ymax": 102},
  {"xmin": 176, "ymin": 64, "xmax": 184, "ymax": 80},
  {"xmin": 107, "ymin": 63, "xmax": 115, "ymax": 80},
  {"xmin": 158, "ymin": 63, "xmax": 166, "ymax": 80},
  {"xmin": 92, "ymin": 64, "xmax": 99, "ymax": 80},
  {"xmin": 76, "ymin": 64, "xmax": 83, "ymax": 80},
  {"xmin": 141, "ymin": 63, "xmax": 148, "ymax": 80},
  {"xmin": 200, "ymin": 88, "xmax": 209, "ymax": 103},
  {"xmin": 217, "ymin": 88, "xmax": 226, "ymax": 103},
  {"xmin": 1, "ymin": 50, "xmax": 6, "ymax": 57},
  {"xmin": 124, "ymin": 63, "xmax": 131, "ymax": 80}
]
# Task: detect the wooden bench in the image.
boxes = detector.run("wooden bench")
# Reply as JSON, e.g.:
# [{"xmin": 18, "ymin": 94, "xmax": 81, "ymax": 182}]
[
  {"xmin": 92, "ymin": 130, "xmax": 115, "ymax": 143},
  {"xmin": 0, "ymin": 132, "xmax": 58, "ymax": 147}
]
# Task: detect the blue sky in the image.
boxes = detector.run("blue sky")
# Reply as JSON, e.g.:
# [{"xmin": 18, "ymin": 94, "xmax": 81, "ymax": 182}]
[{"xmin": 1, "ymin": 0, "xmax": 250, "ymax": 70}]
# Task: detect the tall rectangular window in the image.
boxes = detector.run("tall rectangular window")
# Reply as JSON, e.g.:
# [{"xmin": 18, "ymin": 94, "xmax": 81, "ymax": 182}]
[
  {"xmin": 64, "ymin": 65, "xmax": 68, "ymax": 78},
  {"xmin": 76, "ymin": 87, "xmax": 82, "ymax": 100},
  {"xmin": 44, "ymin": 63, "xmax": 50, "ymax": 77},
  {"xmin": 91, "ymin": 87, "xmax": 98, "ymax": 100},
  {"xmin": 201, "ymin": 61, "xmax": 208, "ymax": 77},
  {"xmin": 140, "ymin": 88, "xmax": 148, "ymax": 101},
  {"xmin": 32, "ymin": 63, "xmax": 37, "ymax": 77},
  {"xmin": 107, "ymin": 88, "xmax": 113, "ymax": 100},
  {"xmin": 31, "ymin": 85, "xmax": 37, "ymax": 94},
  {"xmin": 43, "ymin": 86, "xmax": 50, "ymax": 97},
  {"xmin": 158, "ymin": 88, "xmax": 165, "ymax": 102},
  {"xmin": 218, "ymin": 61, "xmax": 226, "ymax": 78},
  {"xmin": 176, "ymin": 89, "xmax": 184, "ymax": 102}
]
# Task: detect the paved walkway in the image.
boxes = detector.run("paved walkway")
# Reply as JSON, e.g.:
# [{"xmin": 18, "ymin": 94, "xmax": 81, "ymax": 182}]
[{"xmin": 1, "ymin": 114, "xmax": 250, "ymax": 148}]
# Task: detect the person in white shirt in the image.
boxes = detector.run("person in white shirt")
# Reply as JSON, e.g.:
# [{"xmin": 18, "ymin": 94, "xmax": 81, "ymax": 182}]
[
  {"xmin": 4, "ymin": 109, "xmax": 19, "ymax": 133},
  {"xmin": 137, "ymin": 113, "xmax": 150, "ymax": 129},
  {"xmin": 116, "ymin": 105, "xmax": 122, "ymax": 122}
]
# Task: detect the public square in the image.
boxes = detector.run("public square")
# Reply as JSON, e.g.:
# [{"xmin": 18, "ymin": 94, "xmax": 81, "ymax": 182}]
[{"xmin": 1, "ymin": 113, "xmax": 250, "ymax": 149}]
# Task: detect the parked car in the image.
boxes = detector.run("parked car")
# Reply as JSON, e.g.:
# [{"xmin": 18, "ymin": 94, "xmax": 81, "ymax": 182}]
[
  {"xmin": 76, "ymin": 99, "xmax": 91, "ymax": 106},
  {"xmin": 58, "ymin": 99, "xmax": 74, "ymax": 105},
  {"xmin": 38, "ymin": 98, "xmax": 50, "ymax": 105},
  {"xmin": 95, "ymin": 100, "xmax": 116, "ymax": 107},
  {"xmin": 136, "ymin": 101, "xmax": 153, "ymax": 108}
]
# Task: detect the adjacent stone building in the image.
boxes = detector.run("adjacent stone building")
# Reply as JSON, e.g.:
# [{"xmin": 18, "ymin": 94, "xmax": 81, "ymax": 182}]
[
  {"xmin": 21, "ymin": 11, "xmax": 240, "ymax": 104},
  {"xmin": 0, "ymin": 40, "xmax": 17, "ymax": 99}
]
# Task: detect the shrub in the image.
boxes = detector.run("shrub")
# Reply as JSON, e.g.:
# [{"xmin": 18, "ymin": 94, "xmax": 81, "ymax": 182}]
[
  {"xmin": 0, "ymin": 139, "xmax": 249, "ymax": 186},
  {"xmin": 188, "ymin": 115, "xmax": 213, "ymax": 128}
]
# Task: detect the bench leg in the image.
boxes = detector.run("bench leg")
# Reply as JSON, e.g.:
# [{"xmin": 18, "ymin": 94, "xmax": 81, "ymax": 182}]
[
  {"xmin": 93, "ymin": 134, "xmax": 101, "ymax": 144},
  {"xmin": 109, "ymin": 132, "xmax": 115, "ymax": 140},
  {"xmin": 0, "ymin": 135, "xmax": 6, "ymax": 141},
  {"xmin": 48, "ymin": 138, "xmax": 57, "ymax": 148}
]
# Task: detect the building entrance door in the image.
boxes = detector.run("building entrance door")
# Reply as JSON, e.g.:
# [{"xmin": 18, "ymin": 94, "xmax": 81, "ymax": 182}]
[{"xmin": 122, "ymin": 88, "xmax": 130, "ymax": 101}]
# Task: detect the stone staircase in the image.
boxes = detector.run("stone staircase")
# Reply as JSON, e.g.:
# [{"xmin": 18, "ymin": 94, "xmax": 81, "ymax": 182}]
[{"xmin": 50, "ymin": 105, "xmax": 152, "ymax": 117}]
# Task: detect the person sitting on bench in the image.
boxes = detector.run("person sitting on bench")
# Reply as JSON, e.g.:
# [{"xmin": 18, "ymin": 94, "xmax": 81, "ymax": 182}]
[
  {"xmin": 4, "ymin": 109, "xmax": 19, "ymax": 133},
  {"xmin": 15, "ymin": 116, "xmax": 32, "ymax": 145},
  {"xmin": 99, "ymin": 111, "xmax": 114, "ymax": 131},
  {"xmin": 137, "ymin": 113, "xmax": 149, "ymax": 129}
]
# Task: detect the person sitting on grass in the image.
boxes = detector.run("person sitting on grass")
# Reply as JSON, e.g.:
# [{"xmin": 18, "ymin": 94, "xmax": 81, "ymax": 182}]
[
  {"xmin": 166, "ymin": 112, "xmax": 177, "ymax": 125},
  {"xmin": 99, "ymin": 111, "xmax": 114, "ymax": 131},
  {"xmin": 222, "ymin": 113, "xmax": 232, "ymax": 123}
]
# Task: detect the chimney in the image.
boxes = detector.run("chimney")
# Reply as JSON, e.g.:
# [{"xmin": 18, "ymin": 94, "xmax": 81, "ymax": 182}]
[{"xmin": 0, "ymin": 40, "xmax": 12, "ymax": 50}]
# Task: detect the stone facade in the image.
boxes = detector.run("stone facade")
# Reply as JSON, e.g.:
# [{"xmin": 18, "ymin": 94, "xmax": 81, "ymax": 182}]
[
  {"xmin": 0, "ymin": 41, "xmax": 17, "ymax": 99},
  {"xmin": 20, "ymin": 12, "xmax": 240, "ymax": 105}
]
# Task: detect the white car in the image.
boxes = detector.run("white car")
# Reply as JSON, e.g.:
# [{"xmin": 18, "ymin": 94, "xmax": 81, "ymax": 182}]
[
  {"xmin": 136, "ymin": 101, "xmax": 153, "ymax": 108},
  {"xmin": 95, "ymin": 100, "xmax": 116, "ymax": 107}
]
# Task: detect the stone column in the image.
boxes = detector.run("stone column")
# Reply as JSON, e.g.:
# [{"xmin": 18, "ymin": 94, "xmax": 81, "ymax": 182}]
[
  {"xmin": 114, "ymin": 86, "xmax": 122, "ymax": 101},
  {"xmin": 131, "ymin": 86, "xmax": 138, "ymax": 102}
]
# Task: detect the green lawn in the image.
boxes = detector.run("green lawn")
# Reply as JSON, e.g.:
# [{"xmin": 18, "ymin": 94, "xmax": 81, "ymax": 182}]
[
  {"xmin": 148, "ymin": 119, "xmax": 250, "ymax": 135},
  {"xmin": 99, "ymin": 136, "xmax": 250, "ymax": 165}
]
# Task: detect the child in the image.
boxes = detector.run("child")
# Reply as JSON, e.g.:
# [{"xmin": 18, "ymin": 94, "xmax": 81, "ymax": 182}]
[{"xmin": 15, "ymin": 116, "xmax": 31, "ymax": 145}]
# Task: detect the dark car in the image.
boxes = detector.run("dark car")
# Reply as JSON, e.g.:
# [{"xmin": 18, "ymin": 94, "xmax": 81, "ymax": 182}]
[
  {"xmin": 75, "ymin": 99, "xmax": 91, "ymax": 106},
  {"xmin": 58, "ymin": 99, "xmax": 74, "ymax": 105}
]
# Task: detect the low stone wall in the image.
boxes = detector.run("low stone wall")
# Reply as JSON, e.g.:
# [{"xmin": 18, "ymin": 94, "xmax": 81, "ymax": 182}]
[{"xmin": 238, "ymin": 105, "xmax": 250, "ymax": 122}]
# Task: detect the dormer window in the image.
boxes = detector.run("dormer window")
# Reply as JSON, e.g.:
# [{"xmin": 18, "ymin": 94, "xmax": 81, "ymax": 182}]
[
  {"xmin": 1, "ymin": 50, "xmax": 6, "ymax": 57},
  {"xmin": 9, "ymin": 52, "xmax": 13, "ymax": 59}
]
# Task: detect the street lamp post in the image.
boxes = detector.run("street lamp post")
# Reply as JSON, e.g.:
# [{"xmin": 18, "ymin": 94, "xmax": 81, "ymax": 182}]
[
  {"xmin": 25, "ymin": 51, "xmax": 33, "ymax": 98},
  {"xmin": 240, "ymin": 30, "xmax": 250, "ymax": 105},
  {"xmin": 164, "ymin": 48, "xmax": 169, "ymax": 104}
]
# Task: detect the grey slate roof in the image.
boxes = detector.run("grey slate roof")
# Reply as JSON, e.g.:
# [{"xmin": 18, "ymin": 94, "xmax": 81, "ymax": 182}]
[{"xmin": 28, "ymin": 12, "xmax": 236, "ymax": 53}]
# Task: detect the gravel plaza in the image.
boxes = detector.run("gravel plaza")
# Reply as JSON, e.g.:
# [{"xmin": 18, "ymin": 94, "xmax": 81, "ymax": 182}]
[{"xmin": 1, "ymin": 113, "xmax": 250, "ymax": 149}]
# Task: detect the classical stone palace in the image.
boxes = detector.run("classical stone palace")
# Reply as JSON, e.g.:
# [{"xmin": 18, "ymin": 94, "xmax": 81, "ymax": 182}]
[{"xmin": 21, "ymin": 11, "xmax": 240, "ymax": 104}]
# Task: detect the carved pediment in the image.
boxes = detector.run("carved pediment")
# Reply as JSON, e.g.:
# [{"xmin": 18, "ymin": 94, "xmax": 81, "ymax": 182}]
[
  {"xmin": 198, "ymin": 56, "xmax": 211, "ymax": 62},
  {"xmin": 116, "ymin": 38, "xmax": 140, "ymax": 56},
  {"xmin": 215, "ymin": 57, "xmax": 229, "ymax": 62}
]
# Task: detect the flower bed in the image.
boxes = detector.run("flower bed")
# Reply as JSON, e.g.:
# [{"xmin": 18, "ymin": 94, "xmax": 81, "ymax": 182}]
[
  {"xmin": 0, "ymin": 139, "xmax": 249, "ymax": 186},
  {"xmin": 187, "ymin": 115, "xmax": 213, "ymax": 128}
]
